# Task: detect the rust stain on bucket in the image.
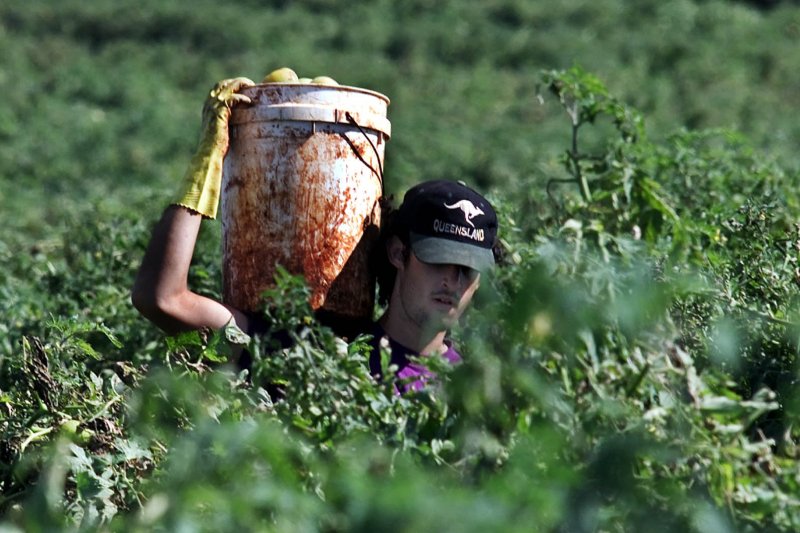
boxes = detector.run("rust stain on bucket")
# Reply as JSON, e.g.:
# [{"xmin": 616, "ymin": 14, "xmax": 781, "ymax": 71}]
[{"xmin": 220, "ymin": 83, "xmax": 390, "ymax": 325}]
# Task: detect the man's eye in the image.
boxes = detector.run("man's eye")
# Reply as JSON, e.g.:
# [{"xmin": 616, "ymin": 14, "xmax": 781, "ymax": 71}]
[{"xmin": 459, "ymin": 266, "xmax": 478, "ymax": 280}]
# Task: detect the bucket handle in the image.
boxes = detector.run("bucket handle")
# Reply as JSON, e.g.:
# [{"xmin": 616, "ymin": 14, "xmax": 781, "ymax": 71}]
[{"xmin": 344, "ymin": 111, "xmax": 384, "ymax": 190}]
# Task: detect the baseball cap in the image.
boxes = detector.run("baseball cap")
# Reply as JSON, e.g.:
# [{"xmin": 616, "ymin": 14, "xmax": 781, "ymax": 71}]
[{"xmin": 396, "ymin": 180, "xmax": 498, "ymax": 272}]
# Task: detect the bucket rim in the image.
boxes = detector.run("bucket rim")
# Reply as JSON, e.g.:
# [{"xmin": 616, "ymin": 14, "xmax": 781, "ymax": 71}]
[{"xmin": 244, "ymin": 82, "xmax": 391, "ymax": 105}]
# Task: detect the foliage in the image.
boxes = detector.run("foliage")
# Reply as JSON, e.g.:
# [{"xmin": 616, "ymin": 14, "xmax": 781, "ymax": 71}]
[
  {"xmin": 3, "ymin": 0, "xmax": 800, "ymax": 230},
  {"xmin": 3, "ymin": 1, "xmax": 800, "ymax": 531}
]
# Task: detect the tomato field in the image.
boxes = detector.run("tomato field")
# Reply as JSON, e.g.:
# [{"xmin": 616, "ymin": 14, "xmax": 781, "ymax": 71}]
[{"xmin": 2, "ymin": 1, "xmax": 800, "ymax": 531}]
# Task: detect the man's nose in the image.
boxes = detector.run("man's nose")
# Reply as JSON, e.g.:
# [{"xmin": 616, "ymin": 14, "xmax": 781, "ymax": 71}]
[{"xmin": 440, "ymin": 265, "xmax": 463, "ymax": 288}]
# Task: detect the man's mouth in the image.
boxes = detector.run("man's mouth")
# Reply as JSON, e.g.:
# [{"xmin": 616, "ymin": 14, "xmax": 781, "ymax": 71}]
[{"xmin": 432, "ymin": 293, "xmax": 456, "ymax": 306}]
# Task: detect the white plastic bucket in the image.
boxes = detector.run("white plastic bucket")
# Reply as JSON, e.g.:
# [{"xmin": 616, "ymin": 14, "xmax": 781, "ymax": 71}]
[{"xmin": 220, "ymin": 83, "xmax": 391, "ymax": 327}]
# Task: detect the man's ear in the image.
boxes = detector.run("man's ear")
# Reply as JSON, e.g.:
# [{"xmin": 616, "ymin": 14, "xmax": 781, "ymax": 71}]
[{"xmin": 386, "ymin": 236, "xmax": 407, "ymax": 269}]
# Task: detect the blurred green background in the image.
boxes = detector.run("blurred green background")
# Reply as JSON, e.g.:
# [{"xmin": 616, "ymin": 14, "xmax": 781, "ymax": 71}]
[{"xmin": 2, "ymin": 0, "xmax": 799, "ymax": 237}]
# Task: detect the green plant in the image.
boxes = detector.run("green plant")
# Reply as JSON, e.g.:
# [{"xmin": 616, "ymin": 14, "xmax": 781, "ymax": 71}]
[{"xmin": 4, "ymin": 1, "xmax": 800, "ymax": 527}]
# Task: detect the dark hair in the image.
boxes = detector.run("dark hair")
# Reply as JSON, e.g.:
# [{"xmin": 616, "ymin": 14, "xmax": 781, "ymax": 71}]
[{"xmin": 373, "ymin": 196, "xmax": 406, "ymax": 307}]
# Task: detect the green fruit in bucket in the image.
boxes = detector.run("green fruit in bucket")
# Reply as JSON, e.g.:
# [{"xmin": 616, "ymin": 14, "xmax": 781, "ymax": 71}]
[
  {"xmin": 312, "ymin": 76, "xmax": 339, "ymax": 86},
  {"xmin": 298, "ymin": 77, "xmax": 313, "ymax": 83},
  {"xmin": 262, "ymin": 67, "xmax": 299, "ymax": 83}
]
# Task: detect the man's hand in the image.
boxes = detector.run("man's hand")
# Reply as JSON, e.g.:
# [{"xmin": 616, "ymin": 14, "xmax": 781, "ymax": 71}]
[{"xmin": 173, "ymin": 77, "xmax": 255, "ymax": 219}]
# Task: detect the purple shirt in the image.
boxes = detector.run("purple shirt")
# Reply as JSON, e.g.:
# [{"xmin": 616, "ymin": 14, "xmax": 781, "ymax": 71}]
[{"xmin": 368, "ymin": 323, "xmax": 462, "ymax": 393}]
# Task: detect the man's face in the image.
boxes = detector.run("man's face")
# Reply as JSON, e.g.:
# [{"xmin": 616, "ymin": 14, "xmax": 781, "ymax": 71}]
[{"xmin": 391, "ymin": 246, "xmax": 481, "ymax": 335}]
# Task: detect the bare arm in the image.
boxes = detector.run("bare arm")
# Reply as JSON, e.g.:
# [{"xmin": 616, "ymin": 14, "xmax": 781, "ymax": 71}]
[
  {"xmin": 131, "ymin": 77, "xmax": 255, "ymax": 336},
  {"xmin": 131, "ymin": 205, "xmax": 250, "ymax": 335}
]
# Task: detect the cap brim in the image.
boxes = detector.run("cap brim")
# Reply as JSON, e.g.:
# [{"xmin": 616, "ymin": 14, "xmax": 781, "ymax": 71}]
[{"xmin": 410, "ymin": 233, "xmax": 495, "ymax": 272}]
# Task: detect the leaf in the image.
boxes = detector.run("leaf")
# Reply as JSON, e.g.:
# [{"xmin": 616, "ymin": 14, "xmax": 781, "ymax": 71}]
[
  {"xmin": 72, "ymin": 338, "xmax": 100, "ymax": 360},
  {"xmin": 165, "ymin": 330, "xmax": 205, "ymax": 351},
  {"xmin": 68, "ymin": 444, "xmax": 93, "ymax": 472},
  {"xmin": 224, "ymin": 321, "xmax": 251, "ymax": 346},
  {"xmin": 113, "ymin": 438, "xmax": 152, "ymax": 462},
  {"xmin": 638, "ymin": 177, "xmax": 680, "ymax": 224},
  {"xmin": 699, "ymin": 396, "xmax": 741, "ymax": 413}
]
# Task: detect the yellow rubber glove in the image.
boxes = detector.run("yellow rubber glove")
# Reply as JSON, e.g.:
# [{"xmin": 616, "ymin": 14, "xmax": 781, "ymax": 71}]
[{"xmin": 173, "ymin": 77, "xmax": 255, "ymax": 219}]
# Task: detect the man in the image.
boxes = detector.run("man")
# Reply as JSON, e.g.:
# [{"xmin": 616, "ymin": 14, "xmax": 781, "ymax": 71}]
[
  {"xmin": 366, "ymin": 179, "xmax": 497, "ymax": 389},
  {"xmin": 131, "ymin": 77, "xmax": 498, "ymax": 388}
]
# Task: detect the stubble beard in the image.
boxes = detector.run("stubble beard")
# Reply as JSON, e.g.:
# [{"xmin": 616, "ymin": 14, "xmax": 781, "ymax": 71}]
[{"xmin": 401, "ymin": 290, "xmax": 458, "ymax": 337}]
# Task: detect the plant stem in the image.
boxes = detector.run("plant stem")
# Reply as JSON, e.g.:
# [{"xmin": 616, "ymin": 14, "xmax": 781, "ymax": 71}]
[
  {"xmin": 19, "ymin": 425, "xmax": 55, "ymax": 453},
  {"xmin": 568, "ymin": 101, "xmax": 591, "ymax": 202}
]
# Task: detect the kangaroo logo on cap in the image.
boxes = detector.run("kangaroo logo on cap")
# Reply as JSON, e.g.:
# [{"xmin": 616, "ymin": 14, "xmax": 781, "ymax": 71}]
[{"xmin": 445, "ymin": 200, "xmax": 484, "ymax": 228}]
